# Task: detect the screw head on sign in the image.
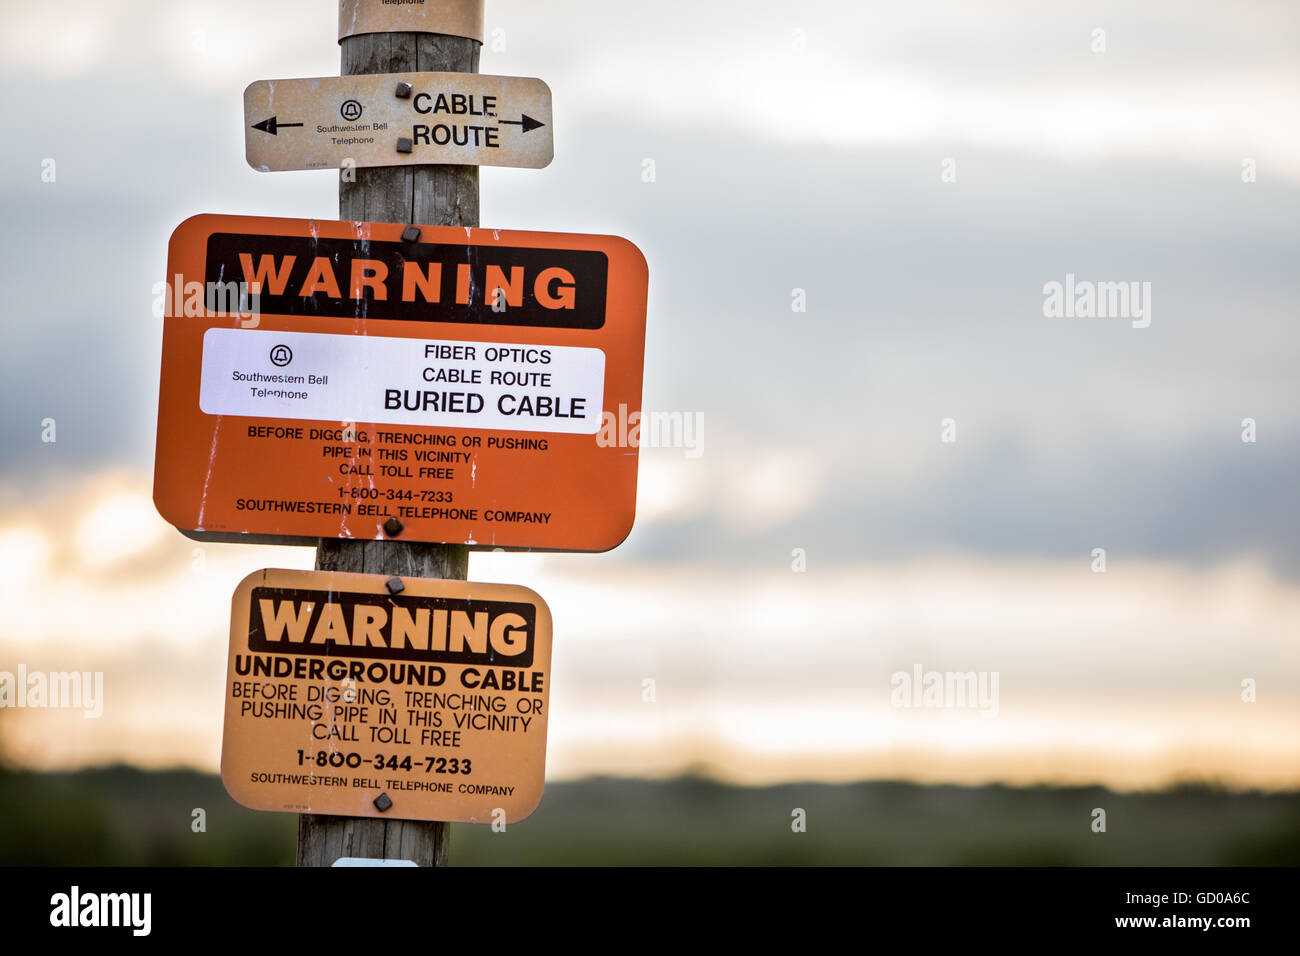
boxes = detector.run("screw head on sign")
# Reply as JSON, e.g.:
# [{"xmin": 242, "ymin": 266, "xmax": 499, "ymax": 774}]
[
  {"xmin": 386, "ymin": 576, "xmax": 405, "ymax": 595},
  {"xmin": 384, "ymin": 517, "xmax": 404, "ymax": 537},
  {"xmin": 401, "ymin": 226, "xmax": 421, "ymax": 244},
  {"xmin": 374, "ymin": 793, "xmax": 393, "ymax": 813},
  {"xmin": 395, "ymin": 81, "xmax": 413, "ymax": 99},
  {"xmin": 396, "ymin": 137, "xmax": 413, "ymax": 154}
]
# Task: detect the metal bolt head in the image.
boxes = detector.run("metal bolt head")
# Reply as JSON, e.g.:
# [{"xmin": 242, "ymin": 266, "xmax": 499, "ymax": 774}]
[
  {"xmin": 396, "ymin": 136, "xmax": 413, "ymax": 154},
  {"xmin": 383, "ymin": 517, "xmax": 404, "ymax": 537},
  {"xmin": 401, "ymin": 226, "xmax": 421, "ymax": 244},
  {"xmin": 394, "ymin": 81, "xmax": 413, "ymax": 99},
  {"xmin": 374, "ymin": 793, "xmax": 393, "ymax": 813},
  {"xmin": 386, "ymin": 576, "xmax": 405, "ymax": 595}
]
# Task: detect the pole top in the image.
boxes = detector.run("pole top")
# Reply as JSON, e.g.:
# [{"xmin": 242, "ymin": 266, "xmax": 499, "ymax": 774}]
[{"xmin": 339, "ymin": 0, "xmax": 485, "ymax": 44}]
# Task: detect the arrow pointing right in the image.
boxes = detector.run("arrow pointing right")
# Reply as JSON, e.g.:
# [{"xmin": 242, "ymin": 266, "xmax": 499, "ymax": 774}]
[
  {"xmin": 251, "ymin": 116, "xmax": 304, "ymax": 136},
  {"xmin": 498, "ymin": 114, "xmax": 545, "ymax": 134}
]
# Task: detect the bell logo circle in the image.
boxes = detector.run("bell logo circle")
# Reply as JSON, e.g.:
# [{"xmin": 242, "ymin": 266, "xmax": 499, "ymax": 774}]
[
  {"xmin": 340, "ymin": 99, "xmax": 363, "ymax": 122},
  {"xmin": 270, "ymin": 345, "xmax": 293, "ymax": 367}
]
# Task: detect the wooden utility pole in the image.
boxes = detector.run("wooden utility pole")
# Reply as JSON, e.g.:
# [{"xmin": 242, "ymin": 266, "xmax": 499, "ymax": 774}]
[{"xmin": 295, "ymin": 27, "xmax": 481, "ymax": 869}]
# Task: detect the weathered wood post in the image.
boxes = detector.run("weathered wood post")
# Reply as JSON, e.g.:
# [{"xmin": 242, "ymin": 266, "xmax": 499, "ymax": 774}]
[{"xmin": 295, "ymin": 24, "xmax": 481, "ymax": 869}]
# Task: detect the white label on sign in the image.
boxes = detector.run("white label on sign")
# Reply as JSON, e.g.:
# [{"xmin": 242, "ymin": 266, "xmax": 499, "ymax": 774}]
[{"xmin": 199, "ymin": 328, "xmax": 606, "ymax": 435}]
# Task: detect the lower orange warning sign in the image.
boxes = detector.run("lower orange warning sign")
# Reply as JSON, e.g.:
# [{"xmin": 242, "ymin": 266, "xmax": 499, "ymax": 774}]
[{"xmin": 220, "ymin": 569, "xmax": 552, "ymax": 824}]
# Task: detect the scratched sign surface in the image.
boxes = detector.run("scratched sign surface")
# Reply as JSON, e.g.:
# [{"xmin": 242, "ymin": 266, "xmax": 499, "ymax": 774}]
[{"xmin": 152, "ymin": 213, "xmax": 649, "ymax": 551}]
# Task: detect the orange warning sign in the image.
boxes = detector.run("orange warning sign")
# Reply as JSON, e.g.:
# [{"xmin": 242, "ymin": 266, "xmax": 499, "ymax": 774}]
[
  {"xmin": 153, "ymin": 214, "xmax": 648, "ymax": 550},
  {"xmin": 221, "ymin": 569, "xmax": 552, "ymax": 824}
]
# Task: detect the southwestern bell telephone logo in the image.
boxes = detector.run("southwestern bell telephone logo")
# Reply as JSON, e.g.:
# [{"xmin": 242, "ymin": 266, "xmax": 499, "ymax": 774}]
[{"xmin": 269, "ymin": 344, "xmax": 293, "ymax": 367}]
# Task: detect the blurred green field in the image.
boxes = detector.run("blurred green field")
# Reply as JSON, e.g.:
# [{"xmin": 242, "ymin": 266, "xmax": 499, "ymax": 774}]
[{"xmin": 1, "ymin": 766, "xmax": 1297, "ymax": 866}]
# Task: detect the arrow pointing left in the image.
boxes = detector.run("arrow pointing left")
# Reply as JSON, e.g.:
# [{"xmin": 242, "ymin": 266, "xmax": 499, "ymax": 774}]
[{"xmin": 251, "ymin": 116, "xmax": 304, "ymax": 136}]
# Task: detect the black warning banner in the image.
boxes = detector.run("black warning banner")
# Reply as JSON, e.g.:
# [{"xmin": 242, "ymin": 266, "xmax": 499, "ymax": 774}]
[
  {"xmin": 248, "ymin": 586, "xmax": 537, "ymax": 667},
  {"xmin": 205, "ymin": 232, "xmax": 609, "ymax": 329}
]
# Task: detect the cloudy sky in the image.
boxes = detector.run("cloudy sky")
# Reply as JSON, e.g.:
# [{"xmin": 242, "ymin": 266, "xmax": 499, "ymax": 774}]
[{"xmin": 1, "ymin": 0, "xmax": 1297, "ymax": 790}]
